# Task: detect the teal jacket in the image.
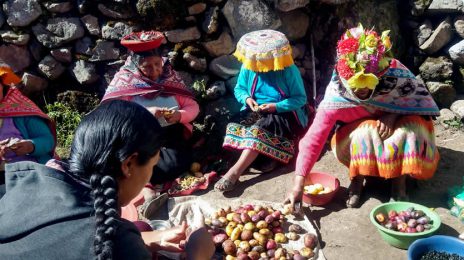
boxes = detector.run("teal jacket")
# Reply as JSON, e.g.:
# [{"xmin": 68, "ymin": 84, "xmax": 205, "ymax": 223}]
[
  {"xmin": 12, "ymin": 116, "xmax": 54, "ymax": 164},
  {"xmin": 234, "ymin": 64, "xmax": 309, "ymax": 127}
]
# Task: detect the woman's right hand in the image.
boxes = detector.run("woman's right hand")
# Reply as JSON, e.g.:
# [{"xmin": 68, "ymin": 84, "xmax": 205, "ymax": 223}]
[
  {"xmin": 246, "ymin": 97, "xmax": 259, "ymax": 112},
  {"xmin": 147, "ymin": 106, "xmax": 164, "ymax": 118},
  {"xmin": 284, "ymin": 175, "xmax": 305, "ymax": 211}
]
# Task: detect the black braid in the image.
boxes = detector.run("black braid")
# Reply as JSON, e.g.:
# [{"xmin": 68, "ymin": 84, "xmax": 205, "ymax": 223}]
[{"xmin": 91, "ymin": 174, "xmax": 118, "ymax": 260}]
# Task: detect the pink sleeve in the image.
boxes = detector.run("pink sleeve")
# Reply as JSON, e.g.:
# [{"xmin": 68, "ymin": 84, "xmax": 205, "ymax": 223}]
[
  {"xmin": 176, "ymin": 96, "xmax": 199, "ymax": 124},
  {"xmin": 295, "ymin": 106, "xmax": 371, "ymax": 177}
]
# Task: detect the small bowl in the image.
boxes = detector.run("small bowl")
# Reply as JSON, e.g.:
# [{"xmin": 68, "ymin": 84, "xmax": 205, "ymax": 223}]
[
  {"xmin": 408, "ymin": 235, "xmax": 464, "ymax": 260},
  {"xmin": 302, "ymin": 171, "xmax": 340, "ymax": 206},
  {"xmin": 369, "ymin": 202, "xmax": 441, "ymax": 249},
  {"xmin": 149, "ymin": 220, "xmax": 171, "ymax": 231}
]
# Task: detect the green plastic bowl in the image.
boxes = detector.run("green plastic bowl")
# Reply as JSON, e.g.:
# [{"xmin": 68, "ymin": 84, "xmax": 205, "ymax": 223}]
[{"xmin": 369, "ymin": 202, "xmax": 441, "ymax": 249}]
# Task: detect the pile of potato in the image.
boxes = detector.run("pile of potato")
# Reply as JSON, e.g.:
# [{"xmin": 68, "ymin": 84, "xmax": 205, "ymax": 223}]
[
  {"xmin": 205, "ymin": 204, "xmax": 318, "ymax": 260},
  {"xmin": 303, "ymin": 183, "xmax": 332, "ymax": 195}
]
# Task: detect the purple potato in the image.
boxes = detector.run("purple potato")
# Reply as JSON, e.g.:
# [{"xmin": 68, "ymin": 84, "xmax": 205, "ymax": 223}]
[
  {"xmin": 406, "ymin": 227, "xmax": 417, "ymax": 233},
  {"xmin": 265, "ymin": 215, "xmax": 275, "ymax": 224},
  {"xmin": 384, "ymin": 221, "xmax": 397, "ymax": 230},
  {"xmin": 416, "ymin": 224, "xmax": 425, "ymax": 232},
  {"xmin": 267, "ymin": 249, "xmax": 276, "ymax": 257},
  {"xmin": 407, "ymin": 219, "xmax": 417, "ymax": 228},
  {"xmin": 424, "ymin": 224, "xmax": 432, "ymax": 230},
  {"xmin": 252, "ymin": 214, "xmax": 261, "ymax": 223},
  {"xmin": 417, "ymin": 216, "xmax": 430, "ymax": 225},
  {"xmin": 415, "ymin": 210, "xmax": 425, "ymax": 218}
]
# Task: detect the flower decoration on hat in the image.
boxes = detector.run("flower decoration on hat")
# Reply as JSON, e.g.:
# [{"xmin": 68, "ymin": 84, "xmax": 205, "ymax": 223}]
[{"xmin": 336, "ymin": 24, "xmax": 393, "ymax": 90}]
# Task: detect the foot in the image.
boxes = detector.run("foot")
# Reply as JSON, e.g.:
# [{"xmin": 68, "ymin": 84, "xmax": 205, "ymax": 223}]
[
  {"xmin": 391, "ymin": 175, "xmax": 408, "ymax": 201},
  {"xmin": 214, "ymin": 177, "xmax": 238, "ymax": 192},
  {"xmin": 346, "ymin": 176, "xmax": 364, "ymax": 208}
]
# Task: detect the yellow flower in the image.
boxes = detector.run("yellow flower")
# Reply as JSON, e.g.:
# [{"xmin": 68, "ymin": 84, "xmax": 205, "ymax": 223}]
[
  {"xmin": 365, "ymin": 34, "xmax": 378, "ymax": 48},
  {"xmin": 347, "ymin": 70, "xmax": 379, "ymax": 90},
  {"xmin": 383, "ymin": 36, "xmax": 392, "ymax": 50}
]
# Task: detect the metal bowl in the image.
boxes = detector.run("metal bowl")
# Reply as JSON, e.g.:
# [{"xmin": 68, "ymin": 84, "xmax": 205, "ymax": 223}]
[{"xmin": 148, "ymin": 220, "xmax": 171, "ymax": 230}]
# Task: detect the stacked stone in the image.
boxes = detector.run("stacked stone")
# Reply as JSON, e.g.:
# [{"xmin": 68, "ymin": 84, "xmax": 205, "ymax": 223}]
[
  {"xmin": 409, "ymin": 0, "xmax": 464, "ymax": 125},
  {"xmin": 0, "ymin": 0, "xmax": 312, "ymax": 115}
]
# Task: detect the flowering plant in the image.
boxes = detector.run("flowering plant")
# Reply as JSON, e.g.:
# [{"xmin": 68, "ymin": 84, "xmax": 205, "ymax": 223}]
[{"xmin": 336, "ymin": 24, "xmax": 393, "ymax": 90}]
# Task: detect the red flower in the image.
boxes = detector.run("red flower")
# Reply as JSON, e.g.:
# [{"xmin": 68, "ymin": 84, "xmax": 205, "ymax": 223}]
[
  {"xmin": 337, "ymin": 38, "xmax": 359, "ymax": 55},
  {"xmin": 336, "ymin": 58, "xmax": 354, "ymax": 79}
]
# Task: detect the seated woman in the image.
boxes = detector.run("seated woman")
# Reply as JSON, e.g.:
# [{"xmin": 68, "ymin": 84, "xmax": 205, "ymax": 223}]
[
  {"xmin": 0, "ymin": 63, "xmax": 55, "ymax": 185},
  {"xmin": 102, "ymin": 31, "xmax": 199, "ymax": 187},
  {"xmin": 286, "ymin": 25, "xmax": 440, "ymax": 208},
  {"xmin": 0, "ymin": 100, "xmax": 214, "ymax": 260},
  {"xmin": 215, "ymin": 30, "xmax": 309, "ymax": 192}
]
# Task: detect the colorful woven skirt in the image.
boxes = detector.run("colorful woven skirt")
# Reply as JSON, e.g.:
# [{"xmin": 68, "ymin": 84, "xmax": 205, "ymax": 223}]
[
  {"xmin": 223, "ymin": 112, "xmax": 301, "ymax": 163},
  {"xmin": 331, "ymin": 115, "xmax": 439, "ymax": 180}
]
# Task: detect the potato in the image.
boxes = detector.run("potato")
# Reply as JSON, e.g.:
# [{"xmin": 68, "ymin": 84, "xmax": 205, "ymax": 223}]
[
  {"xmin": 300, "ymin": 247, "xmax": 314, "ymax": 258},
  {"xmin": 218, "ymin": 208, "xmax": 227, "ymax": 217},
  {"xmin": 266, "ymin": 239, "xmax": 277, "ymax": 250},
  {"xmin": 223, "ymin": 239, "xmax": 237, "ymax": 255},
  {"xmin": 204, "ymin": 218, "xmax": 212, "ymax": 226},
  {"xmin": 230, "ymin": 226, "xmax": 244, "ymax": 241},
  {"xmin": 218, "ymin": 217, "xmax": 228, "ymax": 226},
  {"xmin": 249, "ymin": 239, "xmax": 259, "ymax": 247},
  {"xmin": 271, "ymin": 221, "xmax": 281, "ymax": 227},
  {"xmin": 264, "ymin": 215, "xmax": 275, "ymax": 224},
  {"xmin": 287, "ymin": 232, "xmax": 299, "ymax": 241},
  {"xmin": 258, "ymin": 228, "xmax": 271, "ymax": 236},
  {"xmin": 267, "ymin": 249, "xmax": 276, "ymax": 257},
  {"xmin": 253, "ymin": 232, "xmax": 268, "ymax": 246},
  {"xmin": 282, "ymin": 204, "xmax": 294, "ymax": 215},
  {"xmin": 247, "ymin": 210, "xmax": 257, "ymax": 217},
  {"xmin": 251, "ymin": 214, "xmax": 261, "ymax": 223},
  {"xmin": 271, "ymin": 210, "xmax": 281, "ymax": 219},
  {"xmin": 244, "ymin": 222, "xmax": 256, "ymax": 231},
  {"xmin": 293, "ymin": 254, "xmax": 307, "ymax": 260},
  {"xmin": 226, "ymin": 224, "xmax": 235, "ymax": 237},
  {"xmin": 233, "ymin": 213, "xmax": 243, "ymax": 224},
  {"xmin": 211, "ymin": 219, "xmax": 222, "ymax": 228},
  {"xmin": 248, "ymin": 251, "xmax": 260, "ymax": 260},
  {"xmin": 226, "ymin": 255, "xmax": 236, "ymax": 260},
  {"xmin": 274, "ymin": 233, "xmax": 287, "ymax": 243},
  {"xmin": 272, "ymin": 227, "xmax": 283, "ymax": 234},
  {"xmin": 303, "ymin": 233, "xmax": 317, "ymax": 249},
  {"xmin": 213, "ymin": 233, "xmax": 228, "ymax": 245},
  {"xmin": 234, "ymin": 240, "xmax": 242, "ymax": 247},
  {"xmin": 275, "ymin": 248, "xmax": 287, "ymax": 259},
  {"xmin": 225, "ymin": 206, "xmax": 233, "ymax": 214},
  {"xmin": 254, "ymin": 205, "xmax": 264, "ymax": 212},
  {"xmin": 288, "ymin": 224, "xmax": 304, "ymax": 234},
  {"xmin": 241, "ymin": 230, "xmax": 254, "ymax": 241},
  {"xmin": 256, "ymin": 220, "xmax": 268, "ymax": 229},
  {"xmin": 252, "ymin": 245, "xmax": 265, "ymax": 253},
  {"xmin": 260, "ymin": 252, "xmax": 269, "ymax": 258},
  {"xmin": 241, "ymin": 213, "xmax": 252, "ymax": 223},
  {"xmin": 227, "ymin": 213, "xmax": 236, "ymax": 222},
  {"xmin": 236, "ymin": 253, "xmax": 251, "ymax": 260},
  {"xmin": 239, "ymin": 241, "xmax": 251, "ymax": 253}
]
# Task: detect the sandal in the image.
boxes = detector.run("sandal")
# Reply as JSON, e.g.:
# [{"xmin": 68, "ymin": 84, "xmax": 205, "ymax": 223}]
[
  {"xmin": 346, "ymin": 192, "xmax": 361, "ymax": 208},
  {"xmin": 346, "ymin": 176, "xmax": 364, "ymax": 208},
  {"xmin": 214, "ymin": 177, "xmax": 237, "ymax": 192},
  {"xmin": 139, "ymin": 193, "xmax": 169, "ymax": 219}
]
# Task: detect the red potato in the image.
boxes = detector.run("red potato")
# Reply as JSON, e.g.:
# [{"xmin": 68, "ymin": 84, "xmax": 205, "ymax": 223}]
[
  {"xmin": 213, "ymin": 233, "xmax": 228, "ymax": 245},
  {"xmin": 303, "ymin": 233, "xmax": 317, "ymax": 249}
]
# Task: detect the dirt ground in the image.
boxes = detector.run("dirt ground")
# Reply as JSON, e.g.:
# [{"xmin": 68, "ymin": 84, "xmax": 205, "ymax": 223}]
[{"xmin": 198, "ymin": 123, "xmax": 464, "ymax": 259}]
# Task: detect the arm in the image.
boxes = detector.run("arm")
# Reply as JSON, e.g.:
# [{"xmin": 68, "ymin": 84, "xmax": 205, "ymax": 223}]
[
  {"xmin": 17, "ymin": 117, "xmax": 54, "ymax": 157},
  {"xmin": 176, "ymin": 96, "xmax": 200, "ymax": 124},
  {"xmin": 275, "ymin": 64, "xmax": 307, "ymax": 113},
  {"xmin": 234, "ymin": 67, "xmax": 251, "ymax": 106}
]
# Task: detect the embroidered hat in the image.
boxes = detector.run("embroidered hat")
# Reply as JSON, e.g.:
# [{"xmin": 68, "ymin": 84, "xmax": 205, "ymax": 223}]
[
  {"xmin": 336, "ymin": 24, "xmax": 393, "ymax": 90},
  {"xmin": 121, "ymin": 31, "xmax": 166, "ymax": 53},
  {"xmin": 234, "ymin": 30, "xmax": 294, "ymax": 72}
]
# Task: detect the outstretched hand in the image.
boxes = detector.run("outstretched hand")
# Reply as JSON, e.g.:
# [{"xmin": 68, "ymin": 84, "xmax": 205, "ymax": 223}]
[{"xmin": 284, "ymin": 175, "xmax": 305, "ymax": 212}]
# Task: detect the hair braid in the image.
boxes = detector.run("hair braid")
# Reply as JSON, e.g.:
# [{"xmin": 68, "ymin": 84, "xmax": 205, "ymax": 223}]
[{"xmin": 91, "ymin": 174, "xmax": 118, "ymax": 260}]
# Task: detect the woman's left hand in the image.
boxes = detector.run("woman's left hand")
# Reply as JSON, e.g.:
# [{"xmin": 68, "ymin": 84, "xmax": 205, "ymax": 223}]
[
  {"xmin": 377, "ymin": 114, "xmax": 399, "ymax": 140},
  {"xmin": 10, "ymin": 140, "xmax": 34, "ymax": 156},
  {"xmin": 259, "ymin": 103, "xmax": 277, "ymax": 113},
  {"xmin": 164, "ymin": 110, "xmax": 182, "ymax": 124}
]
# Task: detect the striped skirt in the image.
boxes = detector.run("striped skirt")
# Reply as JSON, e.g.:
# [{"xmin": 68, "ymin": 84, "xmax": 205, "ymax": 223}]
[{"xmin": 331, "ymin": 115, "xmax": 439, "ymax": 180}]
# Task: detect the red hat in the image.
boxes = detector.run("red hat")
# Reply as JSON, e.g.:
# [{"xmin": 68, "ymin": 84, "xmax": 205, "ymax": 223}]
[{"xmin": 121, "ymin": 31, "xmax": 165, "ymax": 53}]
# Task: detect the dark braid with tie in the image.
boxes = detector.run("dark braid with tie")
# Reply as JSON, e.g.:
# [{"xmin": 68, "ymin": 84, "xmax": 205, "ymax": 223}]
[{"xmin": 68, "ymin": 100, "xmax": 162, "ymax": 259}]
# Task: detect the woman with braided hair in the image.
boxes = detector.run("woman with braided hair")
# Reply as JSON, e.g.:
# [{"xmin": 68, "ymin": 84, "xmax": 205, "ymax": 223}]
[{"xmin": 0, "ymin": 100, "xmax": 214, "ymax": 260}]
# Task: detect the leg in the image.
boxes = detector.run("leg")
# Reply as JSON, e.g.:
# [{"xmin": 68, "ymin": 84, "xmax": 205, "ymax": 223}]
[
  {"xmin": 346, "ymin": 175, "xmax": 364, "ymax": 208},
  {"xmin": 214, "ymin": 149, "xmax": 259, "ymax": 192},
  {"xmin": 391, "ymin": 175, "xmax": 408, "ymax": 201}
]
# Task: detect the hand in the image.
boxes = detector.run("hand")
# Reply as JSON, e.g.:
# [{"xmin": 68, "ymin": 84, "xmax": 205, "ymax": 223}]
[
  {"xmin": 259, "ymin": 103, "xmax": 277, "ymax": 113},
  {"xmin": 147, "ymin": 106, "xmax": 164, "ymax": 118},
  {"xmin": 9, "ymin": 140, "xmax": 34, "ymax": 156},
  {"xmin": 246, "ymin": 97, "xmax": 259, "ymax": 112},
  {"xmin": 0, "ymin": 140, "xmax": 8, "ymax": 161},
  {"xmin": 376, "ymin": 113, "xmax": 399, "ymax": 140},
  {"xmin": 284, "ymin": 175, "xmax": 305, "ymax": 211},
  {"xmin": 185, "ymin": 227, "xmax": 215, "ymax": 260},
  {"xmin": 163, "ymin": 110, "xmax": 181, "ymax": 124},
  {"xmin": 158, "ymin": 221, "xmax": 188, "ymax": 252}
]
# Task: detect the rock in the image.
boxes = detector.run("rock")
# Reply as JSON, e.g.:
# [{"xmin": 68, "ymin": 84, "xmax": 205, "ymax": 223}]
[
  {"xmin": 318, "ymin": 0, "xmax": 352, "ymax": 3},
  {"xmin": 50, "ymin": 47, "xmax": 72, "ymax": 63},
  {"xmin": 90, "ymin": 41, "xmax": 120, "ymax": 61},
  {"xmin": 450, "ymin": 100, "xmax": 464, "ymax": 119},
  {"xmin": 102, "ymin": 21, "xmax": 136, "ymax": 40},
  {"xmin": 75, "ymin": 37, "xmax": 94, "ymax": 56},
  {"xmin": 43, "ymin": 1, "xmax": 73, "ymax": 13},
  {"xmin": 419, "ymin": 56, "xmax": 454, "ymax": 81},
  {"xmin": 222, "ymin": 0, "xmax": 282, "ymax": 39},
  {"xmin": 28, "ymin": 39, "xmax": 45, "ymax": 62},
  {"xmin": 292, "ymin": 43, "xmax": 306, "ymax": 60},
  {"xmin": 426, "ymin": 81, "xmax": 456, "ymax": 108},
  {"xmin": 209, "ymin": 55, "xmax": 242, "ymax": 80},
  {"xmin": 278, "ymin": 9, "xmax": 310, "ymax": 40},
  {"xmin": 206, "ymin": 81, "xmax": 227, "ymax": 100},
  {"xmin": 32, "ymin": 18, "xmax": 85, "ymax": 48},
  {"xmin": 202, "ymin": 31, "xmax": 235, "ymax": 57},
  {"xmin": 98, "ymin": 3, "xmax": 132, "ymax": 19},
  {"xmin": 437, "ymin": 108, "xmax": 459, "ymax": 127},
  {"xmin": 204, "ymin": 96, "xmax": 242, "ymax": 131},
  {"xmin": 4, "ymin": 0, "xmax": 42, "ymax": 27},
  {"xmin": 419, "ymin": 17, "xmax": 453, "ymax": 54},
  {"xmin": 454, "ymin": 16, "xmax": 464, "ymax": 38},
  {"xmin": 0, "ymin": 31, "xmax": 30, "ymax": 45},
  {"xmin": 427, "ymin": 0, "xmax": 464, "ymax": 13},
  {"xmin": 38, "ymin": 55, "xmax": 65, "ymax": 80},
  {"xmin": 71, "ymin": 60, "xmax": 99, "ymax": 84},
  {"xmin": 57, "ymin": 90, "xmax": 99, "ymax": 113},
  {"xmin": 0, "ymin": 44, "xmax": 31, "ymax": 72},
  {"xmin": 225, "ymin": 76, "xmax": 238, "ymax": 94},
  {"xmin": 449, "ymin": 40, "xmax": 464, "ymax": 64},
  {"xmin": 0, "ymin": 10, "xmax": 4, "ymax": 28},
  {"xmin": 202, "ymin": 6, "xmax": 220, "ymax": 34},
  {"xmin": 183, "ymin": 53, "xmax": 207, "ymax": 72},
  {"xmin": 416, "ymin": 20, "xmax": 433, "ymax": 46},
  {"xmin": 81, "ymin": 15, "xmax": 101, "ymax": 36},
  {"xmin": 188, "ymin": 3, "xmax": 207, "ymax": 15},
  {"xmin": 165, "ymin": 27, "xmax": 201, "ymax": 43},
  {"xmin": 411, "ymin": 0, "xmax": 432, "ymax": 16},
  {"xmin": 275, "ymin": 0, "xmax": 309, "ymax": 12},
  {"xmin": 21, "ymin": 73, "xmax": 48, "ymax": 94},
  {"xmin": 176, "ymin": 71, "xmax": 194, "ymax": 91},
  {"xmin": 185, "ymin": 16, "xmax": 196, "ymax": 23}
]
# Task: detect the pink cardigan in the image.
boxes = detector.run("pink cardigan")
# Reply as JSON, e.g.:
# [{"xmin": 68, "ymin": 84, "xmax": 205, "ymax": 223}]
[{"xmin": 295, "ymin": 106, "xmax": 372, "ymax": 177}]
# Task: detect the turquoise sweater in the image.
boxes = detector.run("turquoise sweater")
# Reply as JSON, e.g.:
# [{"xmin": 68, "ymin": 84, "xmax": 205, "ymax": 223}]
[
  {"xmin": 234, "ymin": 64, "xmax": 309, "ymax": 127},
  {"xmin": 12, "ymin": 116, "xmax": 54, "ymax": 164}
]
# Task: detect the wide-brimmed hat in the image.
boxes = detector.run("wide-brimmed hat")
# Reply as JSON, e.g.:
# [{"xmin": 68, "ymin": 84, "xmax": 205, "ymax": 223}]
[
  {"xmin": 121, "ymin": 31, "xmax": 165, "ymax": 53},
  {"xmin": 233, "ymin": 29, "xmax": 293, "ymax": 72}
]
